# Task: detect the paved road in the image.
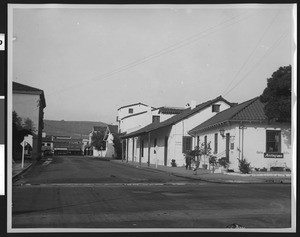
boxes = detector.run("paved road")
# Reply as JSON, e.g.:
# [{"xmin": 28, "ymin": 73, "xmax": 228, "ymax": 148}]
[{"xmin": 12, "ymin": 156, "xmax": 291, "ymax": 229}]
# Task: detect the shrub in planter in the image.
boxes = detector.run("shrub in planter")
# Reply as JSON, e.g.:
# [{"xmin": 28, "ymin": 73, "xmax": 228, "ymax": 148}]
[
  {"xmin": 218, "ymin": 157, "xmax": 229, "ymax": 168},
  {"xmin": 237, "ymin": 158, "xmax": 251, "ymax": 174},
  {"xmin": 209, "ymin": 156, "xmax": 217, "ymax": 166}
]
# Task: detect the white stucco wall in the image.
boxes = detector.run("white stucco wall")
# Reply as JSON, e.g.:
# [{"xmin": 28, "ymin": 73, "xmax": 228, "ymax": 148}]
[
  {"xmin": 167, "ymin": 100, "xmax": 232, "ymax": 166},
  {"xmin": 124, "ymin": 99, "xmax": 232, "ymax": 167},
  {"xmin": 104, "ymin": 133, "xmax": 116, "ymax": 158},
  {"xmin": 118, "ymin": 104, "xmax": 150, "ymax": 121},
  {"xmin": 120, "ymin": 111, "xmax": 152, "ymax": 134},
  {"xmin": 193, "ymin": 123, "xmax": 292, "ymax": 171}
]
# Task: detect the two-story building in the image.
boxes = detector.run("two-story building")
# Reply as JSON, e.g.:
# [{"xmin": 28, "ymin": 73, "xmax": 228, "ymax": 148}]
[
  {"xmin": 13, "ymin": 82, "xmax": 46, "ymax": 161},
  {"xmin": 122, "ymin": 96, "xmax": 233, "ymax": 167}
]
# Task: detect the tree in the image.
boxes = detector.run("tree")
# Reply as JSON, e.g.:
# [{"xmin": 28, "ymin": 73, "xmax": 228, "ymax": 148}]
[
  {"xmin": 91, "ymin": 131, "xmax": 106, "ymax": 151},
  {"xmin": 23, "ymin": 117, "xmax": 36, "ymax": 133},
  {"xmin": 13, "ymin": 111, "xmax": 22, "ymax": 128},
  {"xmin": 260, "ymin": 65, "xmax": 291, "ymax": 122},
  {"xmin": 12, "ymin": 111, "xmax": 32, "ymax": 161},
  {"xmin": 112, "ymin": 134, "xmax": 122, "ymax": 159}
]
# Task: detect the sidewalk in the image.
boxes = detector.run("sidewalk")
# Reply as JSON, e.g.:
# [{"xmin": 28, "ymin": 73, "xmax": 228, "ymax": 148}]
[
  {"xmin": 12, "ymin": 160, "xmax": 34, "ymax": 179},
  {"xmin": 111, "ymin": 159, "xmax": 292, "ymax": 184}
]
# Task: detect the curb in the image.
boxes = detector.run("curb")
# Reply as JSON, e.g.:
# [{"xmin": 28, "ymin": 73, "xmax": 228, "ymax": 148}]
[
  {"xmin": 12, "ymin": 162, "xmax": 34, "ymax": 181},
  {"xmin": 113, "ymin": 160, "xmax": 291, "ymax": 184}
]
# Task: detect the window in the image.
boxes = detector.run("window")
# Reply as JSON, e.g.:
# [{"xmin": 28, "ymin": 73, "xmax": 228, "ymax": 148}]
[
  {"xmin": 212, "ymin": 104, "xmax": 220, "ymax": 112},
  {"xmin": 182, "ymin": 136, "xmax": 192, "ymax": 153},
  {"xmin": 152, "ymin": 115, "xmax": 160, "ymax": 123},
  {"xmin": 266, "ymin": 130, "xmax": 281, "ymax": 153},
  {"xmin": 214, "ymin": 133, "xmax": 218, "ymax": 154},
  {"xmin": 204, "ymin": 135, "xmax": 207, "ymax": 153},
  {"xmin": 128, "ymin": 108, "xmax": 133, "ymax": 114}
]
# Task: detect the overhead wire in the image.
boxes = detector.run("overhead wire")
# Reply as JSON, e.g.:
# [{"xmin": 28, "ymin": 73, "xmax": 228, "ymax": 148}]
[
  {"xmin": 223, "ymin": 28, "xmax": 290, "ymax": 97},
  {"xmin": 221, "ymin": 10, "xmax": 280, "ymax": 96},
  {"xmin": 43, "ymin": 9, "xmax": 261, "ymax": 97}
]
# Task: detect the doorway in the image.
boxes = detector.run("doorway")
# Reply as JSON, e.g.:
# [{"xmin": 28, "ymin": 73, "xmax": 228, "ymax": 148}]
[
  {"xmin": 164, "ymin": 136, "xmax": 168, "ymax": 166},
  {"xmin": 226, "ymin": 133, "xmax": 230, "ymax": 162}
]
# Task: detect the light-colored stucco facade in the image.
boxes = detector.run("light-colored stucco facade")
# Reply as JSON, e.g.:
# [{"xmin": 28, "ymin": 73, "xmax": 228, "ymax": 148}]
[
  {"xmin": 123, "ymin": 98, "xmax": 232, "ymax": 167},
  {"xmin": 117, "ymin": 103, "xmax": 152, "ymax": 133},
  {"xmin": 191, "ymin": 123, "xmax": 292, "ymax": 171},
  {"xmin": 188, "ymin": 97, "xmax": 292, "ymax": 172}
]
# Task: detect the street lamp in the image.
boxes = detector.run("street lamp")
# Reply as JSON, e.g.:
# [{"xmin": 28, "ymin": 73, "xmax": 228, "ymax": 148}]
[{"xmin": 219, "ymin": 129, "xmax": 225, "ymax": 138}]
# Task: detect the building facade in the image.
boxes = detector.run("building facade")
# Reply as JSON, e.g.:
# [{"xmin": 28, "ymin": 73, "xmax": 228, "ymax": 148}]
[
  {"xmin": 122, "ymin": 96, "xmax": 233, "ymax": 167},
  {"xmin": 188, "ymin": 97, "xmax": 292, "ymax": 171},
  {"xmin": 13, "ymin": 82, "xmax": 46, "ymax": 160}
]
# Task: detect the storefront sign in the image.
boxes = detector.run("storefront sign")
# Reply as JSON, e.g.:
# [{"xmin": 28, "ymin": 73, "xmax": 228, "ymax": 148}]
[{"xmin": 264, "ymin": 153, "xmax": 284, "ymax": 158}]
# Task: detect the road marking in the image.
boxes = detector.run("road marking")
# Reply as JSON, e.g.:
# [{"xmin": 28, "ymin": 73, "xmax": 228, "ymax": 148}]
[{"xmin": 14, "ymin": 182, "xmax": 207, "ymax": 188}]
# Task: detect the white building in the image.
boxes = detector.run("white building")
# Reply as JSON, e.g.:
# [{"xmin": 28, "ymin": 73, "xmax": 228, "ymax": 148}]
[
  {"xmin": 89, "ymin": 126, "xmax": 107, "ymax": 157},
  {"xmin": 117, "ymin": 103, "xmax": 153, "ymax": 134},
  {"xmin": 102, "ymin": 124, "xmax": 119, "ymax": 158},
  {"xmin": 188, "ymin": 97, "xmax": 292, "ymax": 171},
  {"xmin": 117, "ymin": 102, "xmax": 185, "ymax": 134},
  {"xmin": 121, "ymin": 96, "xmax": 233, "ymax": 167}
]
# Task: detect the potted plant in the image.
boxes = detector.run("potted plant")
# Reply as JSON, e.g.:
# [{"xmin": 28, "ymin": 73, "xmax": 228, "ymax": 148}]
[{"xmin": 171, "ymin": 159, "xmax": 177, "ymax": 167}]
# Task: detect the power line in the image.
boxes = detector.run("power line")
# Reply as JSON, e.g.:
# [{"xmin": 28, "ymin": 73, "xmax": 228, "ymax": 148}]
[
  {"xmin": 44, "ymin": 10, "xmax": 261, "ymax": 97},
  {"xmin": 222, "ymin": 10, "xmax": 280, "ymax": 96},
  {"xmin": 223, "ymin": 29, "xmax": 289, "ymax": 97}
]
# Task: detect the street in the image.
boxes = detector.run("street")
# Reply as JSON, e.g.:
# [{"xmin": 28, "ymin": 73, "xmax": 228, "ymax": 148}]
[{"xmin": 12, "ymin": 156, "xmax": 291, "ymax": 229}]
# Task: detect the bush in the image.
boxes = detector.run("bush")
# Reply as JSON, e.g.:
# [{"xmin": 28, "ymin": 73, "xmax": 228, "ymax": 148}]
[
  {"xmin": 171, "ymin": 159, "xmax": 177, "ymax": 167},
  {"xmin": 237, "ymin": 158, "xmax": 251, "ymax": 174},
  {"xmin": 218, "ymin": 157, "xmax": 229, "ymax": 168}
]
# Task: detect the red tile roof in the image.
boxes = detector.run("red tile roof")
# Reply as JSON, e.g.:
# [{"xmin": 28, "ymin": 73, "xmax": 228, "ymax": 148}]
[
  {"xmin": 155, "ymin": 106, "xmax": 186, "ymax": 115},
  {"xmin": 189, "ymin": 97, "xmax": 268, "ymax": 134},
  {"xmin": 122, "ymin": 96, "xmax": 232, "ymax": 138}
]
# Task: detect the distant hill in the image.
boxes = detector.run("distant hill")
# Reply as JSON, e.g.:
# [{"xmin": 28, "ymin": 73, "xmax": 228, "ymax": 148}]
[{"xmin": 43, "ymin": 120, "xmax": 107, "ymax": 139}]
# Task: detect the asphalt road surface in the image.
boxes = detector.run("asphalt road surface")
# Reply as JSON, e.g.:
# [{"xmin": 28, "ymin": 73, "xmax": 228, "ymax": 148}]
[{"xmin": 11, "ymin": 156, "xmax": 291, "ymax": 229}]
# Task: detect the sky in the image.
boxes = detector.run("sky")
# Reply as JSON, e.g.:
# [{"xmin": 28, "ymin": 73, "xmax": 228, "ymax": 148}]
[{"xmin": 10, "ymin": 4, "xmax": 296, "ymax": 124}]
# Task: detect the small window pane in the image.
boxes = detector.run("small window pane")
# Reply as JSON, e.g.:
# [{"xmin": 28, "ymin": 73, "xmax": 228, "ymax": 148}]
[{"xmin": 266, "ymin": 130, "xmax": 281, "ymax": 153}]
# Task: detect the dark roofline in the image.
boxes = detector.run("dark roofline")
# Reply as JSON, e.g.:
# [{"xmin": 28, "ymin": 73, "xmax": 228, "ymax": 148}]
[
  {"xmin": 153, "ymin": 106, "xmax": 186, "ymax": 114},
  {"xmin": 121, "ymin": 110, "xmax": 148, "ymax": 120},
  {"xmin": 188, "ymin": 97, "xmax": 266, "ymax": 134},
  {"xmin": 13, "ymin": 82, "xmax": 46, "ymax": 108},
  {"xmin": 122, "ymin": 96, "xmax": 232, "ymax": 139},
  {"xmin": 117, "ymin": 102, "xmax": 151, "ymax": 111}
]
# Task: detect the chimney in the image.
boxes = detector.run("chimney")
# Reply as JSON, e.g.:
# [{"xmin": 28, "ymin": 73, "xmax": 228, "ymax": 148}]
[
  {"xmin": 190, "ymin": 100, "xmax": 196, "ymax": 109},
  {"xmin": 186, "ymin": 100, "xmax": 196, "ymax": 109}
]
